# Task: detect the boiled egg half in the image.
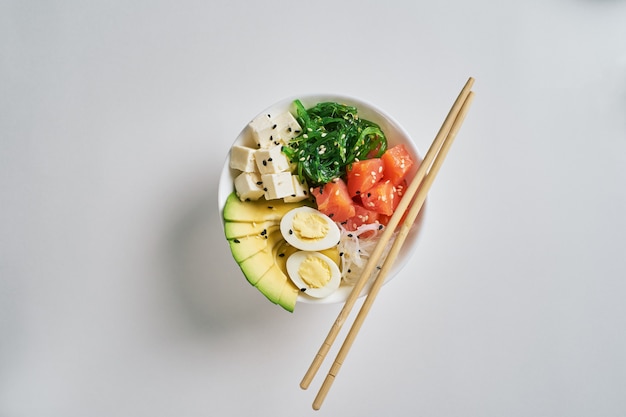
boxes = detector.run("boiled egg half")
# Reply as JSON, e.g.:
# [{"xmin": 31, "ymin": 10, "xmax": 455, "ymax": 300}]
[
  {"xmin": 286, "ymin": 251, "xmax": 341, "ymax": 298},
  {"xmin": 280, "ymin": 206, "xmax": 340, "ymax": 251}
]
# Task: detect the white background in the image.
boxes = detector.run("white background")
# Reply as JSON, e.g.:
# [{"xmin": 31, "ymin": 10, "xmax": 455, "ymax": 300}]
[{"xmin": 2, "ymin": 1, "xmax": 625, "ymax": 416}]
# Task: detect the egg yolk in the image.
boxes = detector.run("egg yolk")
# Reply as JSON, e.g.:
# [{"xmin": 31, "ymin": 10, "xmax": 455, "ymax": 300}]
[
  {"xmin": 297, "ymin": 255, "xmax": 331, "ymax": 289},
  {"xmin": 292, "ymin": 212, "xmax": 329, "ymax": 241}
]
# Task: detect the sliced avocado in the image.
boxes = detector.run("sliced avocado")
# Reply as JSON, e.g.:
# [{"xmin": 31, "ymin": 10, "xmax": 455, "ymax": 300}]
[
  {"xmin": 238, "ymin": 250, "xmax": 275, "ymax": 286},
  {"xmin": 223, "ymin": 192, "xmax": 311, "ymax": 223},
  {"xmin": 237, "ymin": 230, "xmax": 285, "ymax": 285},
  {"xmin": 224, "ymin": 221, "xmax": 278, "ymax": 240},
  {"xmin": 256, "ymin": 235, "xmax": 300, "ymax": 311},
  {"xmin": 320, "ymin": 246, "xmax": 341, "ymax": 268},
  {"xmin": 274, "ymin": 241, "xmax": 298, "ymax": 276},
  {"xmin": 277, "ymin": 280, "xmax": 299, "ymax": 313},
  {"xmin": 222, "ymin": 191, "xmax": 322, "ymax": 312},
  {"xmin": 256, "ymin": 264, "xmax": 290, "ymax": 306},
  {"xmin": 228, "ymin": 235, "xmax": 269, "ymax": 263}
]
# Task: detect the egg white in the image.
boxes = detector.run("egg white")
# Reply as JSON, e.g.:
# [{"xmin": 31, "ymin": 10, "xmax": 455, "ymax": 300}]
[
  {"xmin": 286, "ymin": 251, "xmax": 341, "ymax": 298},
  {"xmin": 279, "ymin": 206, "xmax": 340, "ymax": 251}
]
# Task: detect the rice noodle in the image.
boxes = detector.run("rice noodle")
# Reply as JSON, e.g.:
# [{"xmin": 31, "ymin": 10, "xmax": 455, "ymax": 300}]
[{"xmin": 337, "ymin": 222, "xmax": 396, "ymax": 286}]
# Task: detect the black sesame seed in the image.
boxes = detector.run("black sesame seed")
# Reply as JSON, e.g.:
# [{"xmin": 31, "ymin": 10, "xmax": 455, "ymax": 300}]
[
  {"xmin": 339, "ymin": 252, "xmax": 344, "ymax": 257},
  {"xmin": 272, "ymin": 124, "xmax": 277, "ymax": 129},
  {"xmin": 355, "ymin": 190, "xmax": 360, "ymax": 194},
  {"xmin": 347, "ymin": 233, "xmax": 353, "ymax": 238},
  {"xmin": 328, "ymin": 213, "xmax": 334, "ymax": 218},
  {"xmin": 256, "ymin": 181, "xmax": 263, "ymax": 185},
  {"xmin": 262, "ymin": 160, "xmax": 267, "ymax": 166},
  {"xmin": 263, "ymin": 187, "xmax": 268, "ymax": 192},
  {"xmin": 233, "ymin": 239, "xmax": 240, "ymax": 243},
  {"xmin": 268, "ymin": 157, "xmax": 273, "ymax": 162},
  {"xmin": 291, "ymin": 194, "xmax": 296, "ymax": 197},
  {"xmin": 289, "ymin": 229, "xmax": 293, "ymax": 235},
  {"xmin": 347, "ymin": 269, "xmax": 351, "ymax": 273},
  {"xmin": 287, "ymin": 127, "xmax": 292, "ymax": 132},
  {"xmin": 267, "ymin": 206, "xmax": 273, "ymax": 209},
  {"xmin": 279, "ymin": 253, "xmax": 285, "ymax": 257},
  {"xmin": 367, "ymin": 192, "xmax": 371, "ymax": 197},
  {"xmin": 300, "ymin": 288, "xmax": 306, "ymax": 292},
  {"xmin": 378, "ymin": 225, "xmax": 383, "ymax": 230}
]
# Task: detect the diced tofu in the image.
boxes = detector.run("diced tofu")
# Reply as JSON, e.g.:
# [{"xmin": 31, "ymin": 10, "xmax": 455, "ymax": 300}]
[
  {"xmin": 261, "ymin": 172, "xmax": 294, "ymax": 200},
  {"xmin": 284, "ymin": 175, "xmax": 309, "ymax": 203},
  {"xmin": 229, "ymin": 145, "xmax": 258, "ymax": 172},
  {"xmin": 271, "ymin": 111, "xmax": 302, "ymax": 142},
  {"xmin": 248, "ymin": 113, "xmax": 278, "ymax": 149},
  {"xmin": 248, "ymin": 111, "xmax": 303, "ymax": 149},
  {"xmin": 234, "ymin": 172, "xmax": 265, "ymax": 201},
  {"xmin": 254, "ymin": 144, "xmax": 291, "ymax": 175}
]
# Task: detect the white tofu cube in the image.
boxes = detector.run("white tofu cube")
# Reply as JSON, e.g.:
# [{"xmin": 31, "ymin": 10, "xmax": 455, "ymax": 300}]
[
  {"xmin": 234, "ymin": 172, "xmax": 265, "ymax": 201},
  {"xmin": 248, "ymin": 113, "xmax": 279, "ymax": 149},
  {"xmin": 254, "ymin": 144, "xmax": 291, "ymax": 175},
  {"xmin": 271, "ymin": 111, "xmax": 302, "ymax": 142},
  {"xmin": 229, "ymin": 145, "xmax": 258, "ymax": 172},
  {"xmin": 261, "ymin": 172, "xmax": 294, "ymax": 200},
  {"xmin": 283, "ymin": 175, "xmax": 309, "ymax": 203}
]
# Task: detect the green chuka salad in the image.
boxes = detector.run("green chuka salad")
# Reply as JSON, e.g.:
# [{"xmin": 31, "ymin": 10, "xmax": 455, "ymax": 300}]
[{"xmin": 282, "ymin": 100, "xmax": 388, "ymax": 186}]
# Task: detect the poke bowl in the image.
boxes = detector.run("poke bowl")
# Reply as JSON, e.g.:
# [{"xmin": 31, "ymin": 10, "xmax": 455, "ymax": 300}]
[{"xmin": 218, "ymin": 94, "xmax": 426, "ymax": 312}]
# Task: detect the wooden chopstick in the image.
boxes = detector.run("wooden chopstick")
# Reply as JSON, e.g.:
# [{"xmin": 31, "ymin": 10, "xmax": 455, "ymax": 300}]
[
  {"xmin": 300, "ymin": 77, "xmax": 475, "ymax": 410},
  {"xmin": 312, "ymin": 88, "xmax": 474, "ymax": 409},
  {"xmin": 300, "ymin": 77, "xmax": 475, "ymax": 392}
]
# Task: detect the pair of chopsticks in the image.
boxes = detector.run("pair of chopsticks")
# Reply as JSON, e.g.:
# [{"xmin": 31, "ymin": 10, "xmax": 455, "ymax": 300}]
[{"xmin": 300, "ymin": 77, "xmax": 476, "ymax": 410}]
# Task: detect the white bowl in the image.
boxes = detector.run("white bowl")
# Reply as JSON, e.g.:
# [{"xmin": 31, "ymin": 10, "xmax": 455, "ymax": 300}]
[{"xmin": 218, "ymin": 94, "xmax": 426, "ymax": 305}]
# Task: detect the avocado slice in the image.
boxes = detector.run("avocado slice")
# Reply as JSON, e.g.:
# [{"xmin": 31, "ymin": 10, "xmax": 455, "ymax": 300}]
[
  {"xmin": 237, "ymin": 230, "xmax": 284, "ymax": 285},
  {"xmin": 224, "ymin": 221, "xmax": 278, "ymax": 240},
  {"xmin": 320, "ymin": 246, "xmax": 341, "ymax": 268},
  {"xmin": 223, "ymin": 192, "xmax": 311, "ymax": 222},
  {"xmin": 274, "ymin": 240, "xmax": 298, "ymax": 276},
  {"xmin": 228, "ymin": 235, "xmax": 269, "ymax": 263},
  {"xmin": 277, "ymin": 280, "xmax": 299, "ymax": 313},
  {"xmin": 264, "ymin": 237, "xmax": 298, "ymax": 312},
  {"xmin": 256, "ymin": 264, "xmax": 290, "ymax": 305},
  {"xmin": 238, "ymin": 250, "xmax": 275, "ymax": 286}
]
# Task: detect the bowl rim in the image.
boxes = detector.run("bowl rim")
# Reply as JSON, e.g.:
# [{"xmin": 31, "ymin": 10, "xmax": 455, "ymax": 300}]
[{"xmin": 218, "ymin": 93, "xmax": 426, "ymax": 305}]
